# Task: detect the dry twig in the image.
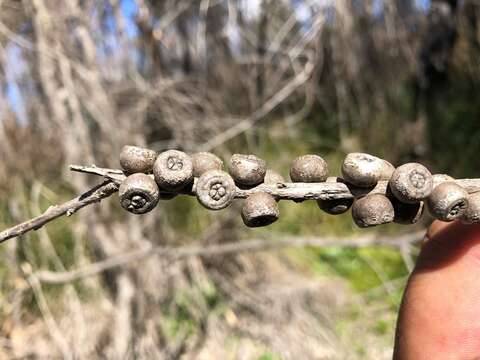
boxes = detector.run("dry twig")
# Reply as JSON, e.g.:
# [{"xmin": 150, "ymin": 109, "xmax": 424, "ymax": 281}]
[
  {"xmin": 0, "ymin": 181, "xmax": 119, "ymax": 243},
  {"xmin": 33, "ymin": 231, "xmax": 424, "ymax": 284},
  {"xmin": 2, "ymin": 164, "xmax": 480, "ymax": 244}
]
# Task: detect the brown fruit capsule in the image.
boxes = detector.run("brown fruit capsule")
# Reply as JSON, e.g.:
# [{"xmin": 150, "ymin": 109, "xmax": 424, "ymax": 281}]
[
  {"xmin": 241, "ymin": 192, "xmax": 279, "ymax": 227},
  {"xmin": 389, "ymin": 163, "xmax": 433, "ymax": 204},
  {"xmin": 119, "ymin": 173, "xmax": 160, "ymax": 214},
  {"xmin": 228, "ymin": 154, "xmax": 266, "ymax": 186},
  {"xmin": 264, "ymin": 169, "xmax": 285, "ymax": 184},
  {"xmin": 380, "ymin": 160, "xmax": 395, "ymax": 180},
  {"xmin": 351, "ymin": 194, "xmax": 395, "ymax": 228},
  {"xmin": 158, "ymin": 190, "xmax": 177, "ymax": 201},
  {"xmin": 317, "ymin": 177, "xmax": 353, "ymax": 215},
  {"xmin": 341, "ymin": 153, "xmax": 384, "ymax": 188},
  {"xmin": 391, "ymin": 199, "xmax": 425, "ymax": 225},
  {"xmin": 318, "ymin": 198, "xmax": 353, "ymax": 215},
  {"xmin": 153, "ymin": 150, "xmax": 193, "ymax": 190},
  {"xmin": 119, "ymin": 145, "xmax": 157, "ymax": 174},
  {"xmin": 432, "ymin": 174, "xmax": 455, "ymax": 184},
  {"xmin": 196, "ymin": 170, "xmax": 236, "ymax": 210},
  {"xmin": 427, "ymin": 182, "xmax": 468, "ymax": 222},
  {"xmin": 460, "ymin": 192, "xmax": 480, "ymax": 224},
  {"xmin": 191, "ymin": 152, "xmax": 223, "ymax": 177},
  {"xmin": 290, "ymin": 155, "xmax": 328, "ymax": 183}
]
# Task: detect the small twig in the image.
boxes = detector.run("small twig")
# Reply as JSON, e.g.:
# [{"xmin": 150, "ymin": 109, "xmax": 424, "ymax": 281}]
[
  {"xmin": 33, "ymin": 231, "xmax": 424, "ymax": 284},
  {"xmin": 1, "ymin": 164, "xmax": 480, "ymax": 244},
  {"xmin": 71, "ymin": 164, "xmax": 480, "ymax": 200},
  {"xmin": 0, "ymin": 181, "xmax": 119, "ymax": 243}
]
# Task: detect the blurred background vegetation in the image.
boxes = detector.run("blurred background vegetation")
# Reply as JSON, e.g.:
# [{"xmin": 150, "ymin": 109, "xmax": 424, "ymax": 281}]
[{"xmin": 0, "ymin": 0, "xmax": 478, "ymax": 358}]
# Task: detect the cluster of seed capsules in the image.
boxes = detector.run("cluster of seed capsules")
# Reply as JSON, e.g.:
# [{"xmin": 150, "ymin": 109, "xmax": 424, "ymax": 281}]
[{"xmin": 117, "ymin": 146, "xmax": 480, "ymax": 228}]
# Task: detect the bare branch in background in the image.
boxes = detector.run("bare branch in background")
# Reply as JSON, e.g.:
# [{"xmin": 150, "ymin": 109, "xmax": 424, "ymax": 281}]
[
  {"xmin": 1, "ymin": 163, "xmax": 479, "ymax": 244},
  {"xmin": 34, "ymin": 231, "xmax": 424, "ymax": 285}
]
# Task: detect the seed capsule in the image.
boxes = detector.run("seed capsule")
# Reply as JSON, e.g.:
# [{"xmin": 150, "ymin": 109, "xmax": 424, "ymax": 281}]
[
  {"xmin": 389, "ymin": 163, "xmax": 433, "ymax": 204},
  {"xmin": 317, "ymin": 177, "xmax": 353, "ymax": 215},
  {"xmin": 119, "ymin": 145, "xmax": 157, "ymax": 174},
  {"xmin": 157, "ymin": 189, "xmax": 177, "ymax": 200},
  {"xmin": 391, "ymin": 199, "xmax": 425, "ymax": 225},
  {"xmin": 241, "ymin": 192, "xmax": 279, "ymax": 227},
  {"xmin": 380, "ymin": 160, "xmax": 395, "ymax": 180},
  {"xmin": 119, "ymin": 173, "xmax": 160, "ymax": 214},
  {"xmin": 318, "ymin": 198, "xmax": 353, "ymax": 215},
  {"xmin": 351, "ymin": 194, "xmax": 395, "ymax": 228},
  {"xmin": 290, "ymin": 155, "xmax": 328, "ymax": 183},
  {"xmin": 432, "ymin": 174, "xmax": 455, "ymax": 184},
  {"xmin": 153, "ymin": 150, "xmax": 193, "ymax": 190},
  {"xmin": 264, "ymin": 169, "xmax": 285, "ymax": 184},
  {"xmin": 460, "ymin": 192, "xmax": 480, "ymax": 224},
  {"xmin": 191, "ymin": 152, "xmax": 223, "ymax": 177},
  {"xmin": 228, "ymin": 154, "xmax": 266, "ymax": 186},
  {"xmin": 341, "ymin": 153, "xmax": 385, "ymax": 188},
  {"xmin": 196, "ymin": 170, "xmax": 236, "ymax": 210},
  {"xmin": 427, "ymin": 182, "xmax": 468, "ymax": 222}
]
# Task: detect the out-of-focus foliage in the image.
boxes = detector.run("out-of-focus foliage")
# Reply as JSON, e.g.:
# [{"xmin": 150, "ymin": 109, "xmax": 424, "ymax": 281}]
[{"xmin": 0, "ymin": 0, "xmax": 478, "ymax": 358}]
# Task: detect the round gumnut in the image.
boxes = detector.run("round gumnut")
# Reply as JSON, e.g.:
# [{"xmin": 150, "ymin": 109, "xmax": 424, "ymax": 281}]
[
  {"xmin": 427, "ymin": 182, "xmax": 468, "ymax": 222},
  {"xmin": 389, "ymin": 163, "xmax": 433, "ymax": 204},
  {"xmin": 341, "ymin": 153, "xmax": 385, "ymax": 188},
  {"xmin": 241, "ymin": 192, "xmax": 279, "ymax": 228},
  {"xmin": 432, "ymin": 174, "xmax": 455, "ymax": 185},
  {"xmin": 380, "ymin": 160, "xmax": 395, "ymax": 180},
  {"xmin": 196, "ymin": 170, "xmax": 236, "ymax": 210},
  {"xmin": 391, "ymin": 198, "xmax": 425, "ymax": 225},
  {"xmin": 290, "ymin": 155, "xmax": 328, "ymax": 183},
  {"xmin": 351, "ymin": 194, "xmax": 395, "ymax": 228},
  {"xmin": 317, "ymin": 177, "xmax": 353, "ymax": 215},
  {"xmin": 119, "ymin": 145, "xmax": 157, "ymax": 174},
  {"xmin": 228, "ymin": 154, "xmax": 266, "ymax": 186},
  {"xmin": 264, "ymin": 169, "xmax": 285, "ymax": 184},
  {"xmin": 460, "ymin": 192, "xmax": 480, "ymax": 224},
  {"xmin": 153, "ymin": 150, "xmax": 193, "ymax": 190},
  {"xmin": 191, "ymin": 152, "xmax": 223, "ymax": 177},
  {"xmin": 158, "ymin": 191, "xmax": 177, "ymax": 201},
  {"xmin": 119, "ymin": 173, "xmax": 160, "ymax": 214}
]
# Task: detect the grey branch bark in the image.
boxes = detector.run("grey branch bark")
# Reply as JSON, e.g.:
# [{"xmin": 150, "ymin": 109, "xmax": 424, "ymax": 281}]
[
  {"xmin": 0, "ymin": 181, "xmax": 119, "ymax": 243},
  {"xmin": 1, "ymin": 163, "xmax": 480, "ymax": 244},
  {"xmin": 71, "ymin": 164, "xmax": 480, "ymax": 200},
  {"xmin": 34, "ymin": 231, "xmax": 424, "ymax": 284}
]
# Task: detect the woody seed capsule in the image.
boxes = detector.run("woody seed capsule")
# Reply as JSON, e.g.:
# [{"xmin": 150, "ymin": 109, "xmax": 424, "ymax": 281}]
[
  {"xmin": 432, "ymin": 174, "xmax": 455, "ymax": 184},
  {"xmin": 119, "ymin": 173, "xmax": 160, "ymax": 214},
  {"xmin": 191, "ymin": 152, "xmax": 224, "ymax": 177},
  {"xmin": 228, "ymin": 154, "xmax": 266, "ymax": 186},
  {"xmin": 317, "ymin": 177, "xmax": 353, "ymax": 215},
  {"xmin": 264, "ymin": 169, "xmax": 285, "ymax": 184},
  {"xmin": 460, "ymin": 192, "xmax": 480, "ymax": 224},
  {"xmin": 153, "ymin": 150, "xmax": 193, "ymax": 190},
  {"xmin": 341, "ymin": 153, "xmax": 385, "ymax": 188},
  {"xmin": 391, "ymin": 198, "xmax": 425, "ymax": 225},
  {"xmin": 241, "ymin": 192, "xmax": 279, "ymax": 228},
  {"xmin": 389, "ymin": 163, "xmax": 433, "ymax": 204},
  {"xmin": 196, "ymin": 170, "xmax": 236, "ymax": 210},
  {"xmin": 119, "ymin": 145, "xmax": 157, "ymax": 174},
  {"xmin": 351, "ymin": 194, "xmax": 395, "ymax": 228},
  {"xmin": 290, "ymin": 155, "xmax": 328, "ymax": 183},
  {"xmin": 380, "ymin": 160, "xmax": 395, "ymax": 180},
  {"xmin": 427, "ymin": 182, "xmax": 468, "ymax": 222}
]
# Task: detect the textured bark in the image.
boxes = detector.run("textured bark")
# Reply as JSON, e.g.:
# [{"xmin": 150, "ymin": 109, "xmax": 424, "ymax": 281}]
[{"xmin": 1, "ymin": 164, "xmax": 479, "ymax": 244}]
